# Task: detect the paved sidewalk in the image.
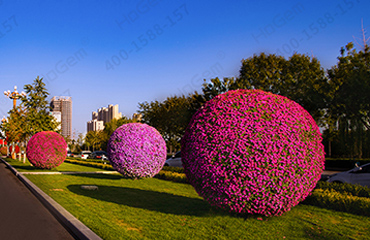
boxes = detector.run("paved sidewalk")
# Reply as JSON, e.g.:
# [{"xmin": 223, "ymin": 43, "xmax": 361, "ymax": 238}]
[{"xmin": 0, "ymin": 161, "xmax": 76, "ymax": 240}]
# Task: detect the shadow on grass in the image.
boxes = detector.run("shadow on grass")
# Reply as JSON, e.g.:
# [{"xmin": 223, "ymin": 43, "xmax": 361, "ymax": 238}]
[{"xmin": 67, "ymin": 184, "xmax": 214, "ymax": 216}]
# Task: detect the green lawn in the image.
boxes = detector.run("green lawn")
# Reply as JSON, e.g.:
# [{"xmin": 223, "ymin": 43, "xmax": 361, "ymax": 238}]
[
  {"xmin": 3, "ymin": 158, "xmax": 113, "ymax": 172},
  {"xmin": 25, "ymin": 173, "xmax": 370, "ymax": 240}
]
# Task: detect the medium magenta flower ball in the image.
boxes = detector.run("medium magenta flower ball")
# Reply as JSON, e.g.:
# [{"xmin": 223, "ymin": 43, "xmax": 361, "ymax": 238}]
[
  {"xmin": 181, "ymin": 89, "xmax": 325, "ymax": 216},
  {"xmin": 107, "ymin": 123, "xmax": 167, "ymax": 179},
  {"xmin": 26, "ymin": 131, "xmax": 67, "ymax": 169}
]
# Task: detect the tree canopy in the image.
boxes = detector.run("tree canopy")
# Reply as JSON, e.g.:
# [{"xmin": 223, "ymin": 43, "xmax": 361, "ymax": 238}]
[
  {"xmin": 138, "ymin": 95, "xmax": 194, "ymax": 152},
  {"xmin": 233, "ymin": 53, "xmax": 329, "ymax": 121},
  {"xmin": 0, "ymin": 77, "xmax": 59, "ymax": 145},
  {"xmin": 21, "ymin": 76, "xmax": 60, "ymax": 137}
]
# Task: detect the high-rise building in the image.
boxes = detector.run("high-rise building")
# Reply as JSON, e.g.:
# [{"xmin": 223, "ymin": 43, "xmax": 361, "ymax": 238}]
[
  {"xmin": 50, "ymin": 96, "xmax": 72, "ymax": 138},
  {"xmin": 87, "ymin": 104, "xmax": 122, "ymax": 132}
]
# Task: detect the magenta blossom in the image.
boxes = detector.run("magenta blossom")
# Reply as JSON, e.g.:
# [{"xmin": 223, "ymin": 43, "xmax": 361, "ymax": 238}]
[
  {"xmin": 181, "ymin": 89, "xmax": 325, "ymax": 216},
  {"xmin": 26, "ymin": 131, "xmax": 67, "ymax": 169},
  {"xmin": 107, "ymin": 123, "xmax": 167, "ymax": 179}
]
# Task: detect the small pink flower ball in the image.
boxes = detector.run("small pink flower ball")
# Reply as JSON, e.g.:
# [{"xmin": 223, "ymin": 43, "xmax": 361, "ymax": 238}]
[
  {"xmin": 181, "ymin": 89, "xmax": 325, "ymax": 216},
  {"xmin": 26, "ymin": 131, "xmax": 67, "ymax": 169},
  {"xmin": 107, "ymin": 123, "xmax": 167, "ymax": 179}
]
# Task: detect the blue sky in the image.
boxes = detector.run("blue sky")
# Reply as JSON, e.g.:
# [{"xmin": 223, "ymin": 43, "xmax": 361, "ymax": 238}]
[{"xmin": 1, "ymin": 0, "xmax": 369, "ymax": 137}]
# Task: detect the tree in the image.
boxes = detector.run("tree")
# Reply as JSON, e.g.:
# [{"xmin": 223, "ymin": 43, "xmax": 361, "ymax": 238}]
[
  {"xmin": 232, "ymin": 53, "xmax": 329, "ymax": 122},
  {"xmin": 138, "ymin": 95, "xmax": 194, "ymax": 153},
  {"xmin": 0, "ymin": 106, "xmax": 27, "ymax": 157},
  {"xmin": 191, "ymin": 77, "xmax": 235, "ymax": 113},
  {"xmin": 100, "ymin": 116, "xmax": 139, "ymax": 150},
  {"xmin": 326, "ymin": 42, "xmax": 370, "ymax": 157},
  {"xmin": 85, "ymin": 130, "xmax": 105, "ymax": 152},
  {"xmin": 21, "ymin": 76, "xmax": 60, "ymax": 138}
]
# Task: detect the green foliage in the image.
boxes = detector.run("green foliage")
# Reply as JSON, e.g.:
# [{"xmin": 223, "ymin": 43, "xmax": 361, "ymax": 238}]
[
  {"xmin": 325, "ymin": 43, "xmax": 370, "ymax": 158},
  {"xmin": 154, "ymin": 170, "xmax": 188, "ymax": 183},
  {"xmin": 232, "ymin": 53, "xmax": 328, "ymax": 122},
  {"xmin": 161, "ymin": 165, "xmax": 185, "ymax": 173},
  {"xmin": 21, "ymin": 76, "xmax": 60, "ymax": 136},
  {"xmin": 65, "ymin": 158, "xmax": 114, "ymax": 170},
  {"xmin": 65, "ymin": 158, "xmax": 188, "ymax": 182},
  {"xmin": 138, "ymin": 95, "xmax": 194, "ymax": 152},
  {"xmin": 84, "ymin": 130, "xmax": 106, "ymax": 151},
  {"xmin": 0, "ymin": 106, "xmax": 27, "ymax": 143},
  {"xmin": 304, "ymin": 187, "xmax": 370, "ymax": 217},
  {"xmin": 316, "ymin": 181, "xmax": 370, "ymax": 198},
  {"xmin": 191, "ymin": 77, "xmax": 235, "ymax": 112}
]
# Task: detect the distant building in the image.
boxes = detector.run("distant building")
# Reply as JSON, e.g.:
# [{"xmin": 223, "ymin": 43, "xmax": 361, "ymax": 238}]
[
  {"xmin": 87, "ymin": 104, "xmax": 122, "ymax": 132},
  {"xmin": 50, "ymin": 96, "xmax": 72, "ymax": 138}
]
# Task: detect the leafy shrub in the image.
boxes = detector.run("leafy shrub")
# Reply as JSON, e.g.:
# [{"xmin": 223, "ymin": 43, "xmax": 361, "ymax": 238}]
[
  {"xmin": 65, "ymin": 159, "xmax": 114, "ymax": 170},
  {"xmin": 304, "ymin": 188, "xmax": 370, "ymax": 216},
  {"xmin": 26, "ymin": 131, "xmax": 67, "ymax": 169},
  {"xmin": 316, "ymin": 181, "xmax": 370, "ymax": 198},
  {"xmin": 181, "ymin": 89, "xmax": 325, "ymax": 216},
  {"xmin": 155, "ymin": 170, "xmax": 188, "ymax": 183},
  {"xmin": 161, "ymin": 166, "xmax": 185, "ymax": 173},
  {"xmin": 0, "ymin": 146, "xmax": 7, "ymax": 155},
  {"xmin": 107, "ymin": 123, "xmax": 167, "ymax": 179}
]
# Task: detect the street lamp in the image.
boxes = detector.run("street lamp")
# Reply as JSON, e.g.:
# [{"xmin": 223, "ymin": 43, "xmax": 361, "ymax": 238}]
[{"xmin": 4, "ymin": 86, "xmax": 26, "ymax": 109}]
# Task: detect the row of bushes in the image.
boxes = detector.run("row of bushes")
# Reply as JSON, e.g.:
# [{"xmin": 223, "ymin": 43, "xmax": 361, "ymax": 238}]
[
  {"xmin": 303, "ymin": 182, "xmax": 370, "ymax": 216},
  {"xmin": 315, "ymin": 181, "xmax": 370, "ymax": 198},
  {"xmin": 64, "ymin": 159, "xmax": 188, "ymax": 183},
  {"xmin": 67, "ymin": 156, "xmax": 370, "ymax": 170},
  {"xmin": 67, "ymin": 157, "xmax": 109, "ymax": 164},
  {"xmin": 65, "ymin": 159, "xmax": 114, "ymax": 170}
]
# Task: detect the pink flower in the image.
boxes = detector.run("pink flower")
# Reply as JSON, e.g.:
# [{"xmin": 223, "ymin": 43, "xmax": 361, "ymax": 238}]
[{"xmin": 26, "ymin": 131, "xmax": 67, "ymax": 169}]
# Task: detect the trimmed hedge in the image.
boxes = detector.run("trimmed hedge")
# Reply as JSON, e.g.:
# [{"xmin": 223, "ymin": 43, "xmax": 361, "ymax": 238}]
[
  {"xmin": 155, "ymin": 170, "xmax": 188, "ymax": 183},
  {"xmin": 64, "ymin": 158, "xmax": 188, "ymax": 183},
  {"xmin": 315, "ymin": 181, "xmax": 370, "ymax": 198},
  {"xmin": 65, "ymin": 159, "xmax": 114, "ymax": 170},
  {"xmin": 161, "ymin": 166, "xmax": 185, "ymax": 173},
  {"xmin": 303, "ymin": 188, "xmax": 370, "ymax": 216}
]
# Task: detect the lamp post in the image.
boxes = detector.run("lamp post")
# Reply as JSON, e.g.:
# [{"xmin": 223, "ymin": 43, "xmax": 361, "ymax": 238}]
[
  {"xmin": 3, "ymin": 86, "xmax": 26, "ymax": 160},
  {"xmin": 4, "ymin": 86, "xmax": 26, "ymax": 109}
]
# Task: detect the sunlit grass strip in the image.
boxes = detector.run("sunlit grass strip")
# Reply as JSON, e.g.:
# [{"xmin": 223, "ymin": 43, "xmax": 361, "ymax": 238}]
[
  {"xmin": 24, "ymin": 174, "xmax": 370, "ymax": 240},
  {"xmin": 3, "ymin": 158, "xmax": 110, "ymax": 172}
]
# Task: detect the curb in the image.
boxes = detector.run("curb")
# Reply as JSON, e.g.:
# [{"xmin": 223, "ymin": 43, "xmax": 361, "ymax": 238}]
[{"xmin": 1, "ymin": 158, "xmax": 102, "ymax": 240}]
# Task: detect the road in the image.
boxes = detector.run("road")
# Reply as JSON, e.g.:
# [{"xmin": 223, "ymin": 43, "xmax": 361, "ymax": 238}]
[{"xmin": 0, "ymin": 161, "xmax": 76, "ymax": 240}]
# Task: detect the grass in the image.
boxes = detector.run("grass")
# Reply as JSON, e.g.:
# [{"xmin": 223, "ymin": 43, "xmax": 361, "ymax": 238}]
[
  {"xmin": 24, "ymin": 173, "xmax": 370, "ymax": 240},
  {"xmin": 3, "ymin": 157, "xmax": 113, "ymax": 172},
  {"xmin": 3, "ymin": 157, "xmax": 370, "ymax": 239}
]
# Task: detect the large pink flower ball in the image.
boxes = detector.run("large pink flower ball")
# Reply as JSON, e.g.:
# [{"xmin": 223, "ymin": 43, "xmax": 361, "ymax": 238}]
[
  {"xmin": 107, "ymin": 123, "xmax": 167, "ymax": 179},
  {"xmin": 26, "ymin": 131, "xmax": 67, "ymax": 169},
  {"xmin": 181, "ymin": 89, "xmax": 325, "ymax": 216}
]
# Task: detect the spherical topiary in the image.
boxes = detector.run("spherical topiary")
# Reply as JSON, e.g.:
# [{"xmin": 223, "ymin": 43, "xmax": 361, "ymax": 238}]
[
  {"xmin": 26, "ymin": 131, "xmax": 67, "ymax": 169},
  {"xmin": 181, "ymin": 89, "xmax": 325, "ymax": 216},
  {"xmin": 107, "ymin": 123, "xmax": 167, "ymax": 179},
  {"xmin": 0, "ymin": 146, "xmax": 7, "ymax": 156}
]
